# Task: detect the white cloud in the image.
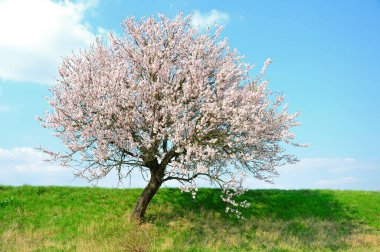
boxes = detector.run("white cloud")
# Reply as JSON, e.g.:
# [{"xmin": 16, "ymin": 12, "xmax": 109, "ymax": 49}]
[
  {"xmin": 0, "ymin": 147, "xmax": 66, "ymax": 173},
  {"xmin": 97, "ymin": 26, "xmax": 107, "ymax": 35},
  {"xmin": 269, "ymin": 157, "xmax": 380, "ymax": 190},
  {"xmin": 0, "ymin": 0, "xmax": 98, "ymax": 84},
  {"xmin": 0, "ymin": 105, "xmax": 10, "ymax": 112},
  {"xmin": 0, "ymin": 147, "xmax": 149, "ymax": 187},
  {"xmin": 317, "ymin": 176, "xmax": 359, "ymax": 187},
  {"xmin": 280, "ymin": 157, "xmax": 377, "ymax": 174},
  {"xmin": 191, "ymin": 9, "xmax": 230, "ymax": 30}
]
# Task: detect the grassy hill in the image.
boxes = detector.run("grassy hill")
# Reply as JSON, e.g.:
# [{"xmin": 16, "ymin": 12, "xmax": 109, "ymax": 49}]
[{"xmin": 0, "ymin": 186, "xmax": 379, "ymax": 251}]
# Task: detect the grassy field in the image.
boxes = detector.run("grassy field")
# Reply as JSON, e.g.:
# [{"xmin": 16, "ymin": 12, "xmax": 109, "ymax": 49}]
[{"xmin": 0, "ymin": 186, "xmax": 379, "ymax": 251}]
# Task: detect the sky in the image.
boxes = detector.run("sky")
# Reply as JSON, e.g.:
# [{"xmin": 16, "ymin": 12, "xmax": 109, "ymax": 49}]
[{"xmin": 0, "ymin": 0, "xmax": 379, "ymax": 190}]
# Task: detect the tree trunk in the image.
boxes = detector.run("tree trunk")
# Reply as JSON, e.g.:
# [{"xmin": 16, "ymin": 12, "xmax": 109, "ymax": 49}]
[{"xmin": 130, "ymin": 175, "xmax": 162, "ymax": 222}]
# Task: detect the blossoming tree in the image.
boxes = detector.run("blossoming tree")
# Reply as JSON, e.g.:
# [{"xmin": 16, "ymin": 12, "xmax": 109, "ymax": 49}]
[{"xmin": 39, "ymin": 14, "xmax": 303, "ymax": 221}]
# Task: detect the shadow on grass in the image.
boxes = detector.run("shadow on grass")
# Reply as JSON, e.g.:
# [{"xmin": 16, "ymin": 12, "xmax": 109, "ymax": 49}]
[
  {"xmin": 145, "ymin": 188, "xmax": 353, "ymax": 222},
  {"xmin": 138, "ymin": 188, "xmax": 362, "ymax": 250}
]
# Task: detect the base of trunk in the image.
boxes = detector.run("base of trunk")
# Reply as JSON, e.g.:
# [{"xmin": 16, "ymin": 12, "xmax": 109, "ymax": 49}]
[{"xmin": 130, "ymin": 178, "xmax": 161, "ymax": 222}]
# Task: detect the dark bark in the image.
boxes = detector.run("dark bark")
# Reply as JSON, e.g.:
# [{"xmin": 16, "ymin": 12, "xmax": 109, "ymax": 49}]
[
  {"xmin": 130, "ymin": 176, "xmax": 162, "ymax": 222},
  {"xmin": 130, "ymin": 159, "xmax": 165, "ymax": 222}
]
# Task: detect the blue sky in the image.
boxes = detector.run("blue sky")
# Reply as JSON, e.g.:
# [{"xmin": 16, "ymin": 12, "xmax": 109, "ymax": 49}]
[{"xmin": 0, "ymin": 0, "xmax": 379, "ymax": 190}]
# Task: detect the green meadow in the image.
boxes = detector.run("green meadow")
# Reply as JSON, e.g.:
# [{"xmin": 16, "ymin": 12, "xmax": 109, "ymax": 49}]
[{"xmin": 0, "ymin": 186, "xmax": 379, "ymax": 251}]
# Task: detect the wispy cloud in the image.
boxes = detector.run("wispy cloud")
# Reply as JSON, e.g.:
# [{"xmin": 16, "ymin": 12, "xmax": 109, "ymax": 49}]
[
  {"xmin": 269, "ymin": 157, "xmax": 380, "ymax": 190},
  {"xmin": 0, "ymin": 147, "xmax": 66, "ymax": 174},
  {"xmin": 0, "ymin": 147, "xmax": 147, "ymax": 187},
  {"xmin": 280, "ymin": 157, "xmax": 378, "ymax": 174},
  {"xmin": 191, "ymin": 9, "xmax": 230, "ymax": 30},
  {"xmin": 0, "ymin": 0, "xmax": 98, "ymax": 84},
  {"xmin": 97, "ymin": 26, "xmax": 107, "ymax": 35},
  {"xmin": 317, "ymin": 176, "xmax": 359, "ymax": 187},
  {"xmin": 0, "ymin": 105, "xmax": 10, "ymax": 113}
]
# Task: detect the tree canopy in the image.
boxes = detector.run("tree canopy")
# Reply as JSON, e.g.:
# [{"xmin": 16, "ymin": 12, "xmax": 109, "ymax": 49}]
[{"xmin": 39, "ymin": 13, "xmax": 303, "ymax": 221}]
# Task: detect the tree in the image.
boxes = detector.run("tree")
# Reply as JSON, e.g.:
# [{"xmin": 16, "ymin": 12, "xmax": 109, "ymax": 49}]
[{"xmin": 39, "ymin": 13, "xmax": 303, "ymax": 222}]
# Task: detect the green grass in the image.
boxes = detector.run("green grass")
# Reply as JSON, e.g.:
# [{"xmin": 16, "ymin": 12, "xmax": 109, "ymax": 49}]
[{"xmin": 0, "ymin": 186, "xmax": 379, "ymax": 251}]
